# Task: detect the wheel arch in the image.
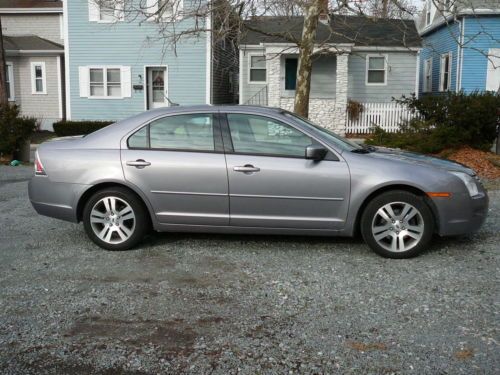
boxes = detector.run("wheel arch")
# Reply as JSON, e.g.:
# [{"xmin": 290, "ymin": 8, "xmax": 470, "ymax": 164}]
[
  {"xmin": 76, "ymin": 181, "xmax": 156, "ymax": 226},
  {"xmin": 353, "ymin": 184, "xmax": 440, "ymax": 237}
]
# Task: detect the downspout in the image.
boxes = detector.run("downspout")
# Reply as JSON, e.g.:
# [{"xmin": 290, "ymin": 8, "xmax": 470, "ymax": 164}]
[{"xmin": 456, "ymin": 17, "xmax": 464, "ymax": 92}]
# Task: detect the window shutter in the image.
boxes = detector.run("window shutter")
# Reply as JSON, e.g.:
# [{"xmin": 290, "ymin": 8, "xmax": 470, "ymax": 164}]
[
  {"xmin": 121, "ymin": 66, "xmax": 132, "ymax": 98},
  {"xmin": 88, "ymin": 0, "xmax": 100, "ymax": 22},
  {"xmin": 79, "ymin": 67, "xmax": 89, "ymax": 97},
  {"xmin": 146, "ymin": 0, "xmax": 158, "ymax": 19},
  {"xmin": 486, "ymin": 48, "xmax": 500, "ymax": 92}
]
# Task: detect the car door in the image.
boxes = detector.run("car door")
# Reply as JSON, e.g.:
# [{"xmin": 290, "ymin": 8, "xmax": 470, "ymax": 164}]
[
  {"xmin": 222, "ymin": 112, "xmax": 350, "ymax": 230},
  {"xmin": 121, "ymin": 112, "xmax": 229, "ymax": 226}
]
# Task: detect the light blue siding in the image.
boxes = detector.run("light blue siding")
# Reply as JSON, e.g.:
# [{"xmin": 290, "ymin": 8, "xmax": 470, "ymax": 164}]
[
  {"xmin": 348, "ymin": 52, "xmax": 418, "ymax": 102},
  {"xmin": 461, "ymin": 16, "xmax": 500, "ymax": 93},
  {"xmin": 419, "ymin": 22, "xmax": 459, "ymax": 94},
  {"xmin": 67, "ymin": 0, "xmax": 208, "ymax": 121},
  {"xmin": 419, "ymin": 15, "xmax": 500, "ymax": 95}
]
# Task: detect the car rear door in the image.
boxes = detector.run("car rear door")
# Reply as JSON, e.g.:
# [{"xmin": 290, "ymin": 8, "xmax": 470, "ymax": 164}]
[
  {"xmin": 222, "ymin": 112, "xmax": 350, "ymax": 230},
  {"xmin": 121, "ymin": 112, "xmax": 229, "ymax": 226}
]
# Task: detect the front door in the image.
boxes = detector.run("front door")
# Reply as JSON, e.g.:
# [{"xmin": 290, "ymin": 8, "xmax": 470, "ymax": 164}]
[
  {"xmin": 223, "ymin": 113, "xmax": 350, "ymax": 230},
  {"xmin": 122, "ymin": 112, "xmax": 229, "ymax": 226},
  {"xmin": 146, "ymin": 67, "xmax": 167, "ymax": 109}
]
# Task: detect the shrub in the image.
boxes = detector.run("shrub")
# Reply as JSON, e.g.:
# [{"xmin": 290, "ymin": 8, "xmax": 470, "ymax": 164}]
[
  {"xmin": 53, "ymin": 120, "xmax": 114, "ymax": 136},
  {"xmin": 366, "ymin": 91, "xmax": 500, "ymax": 153},
  {"xmin": 0, "ymin": 104, "xmax": 37, "ymax": 157}
]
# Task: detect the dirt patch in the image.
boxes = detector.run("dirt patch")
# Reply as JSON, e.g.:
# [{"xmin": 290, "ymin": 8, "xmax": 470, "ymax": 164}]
[
  {"xmin": 454, "ymin": 348, "xmax": 474, "ymax": 360},
  {"xmin": 67, "ymin": 317, "xmax": 196, "ymax": 357},
  {"xmin": 346, "ymin": 341, "xmax": 388, "ymax": 351}
]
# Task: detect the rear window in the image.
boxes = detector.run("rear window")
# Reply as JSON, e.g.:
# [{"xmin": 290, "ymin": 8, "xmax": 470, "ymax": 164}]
[{"xmin": 128, "ymin": 114, "xmax": 215, "ymax": 151}]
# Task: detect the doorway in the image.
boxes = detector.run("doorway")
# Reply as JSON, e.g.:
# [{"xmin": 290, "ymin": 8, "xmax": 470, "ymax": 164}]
[{"xmin": 145, "ymin": 66, "xmax": 168, "ymax": 109}]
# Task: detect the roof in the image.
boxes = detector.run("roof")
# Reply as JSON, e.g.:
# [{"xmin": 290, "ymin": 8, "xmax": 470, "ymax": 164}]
[
  {"xmin": 241, "ymin": 15, "xmax": 421, "ymax": 48},
  {"xmin": 0, "ymin": 0, "xmax": 62, "ymax": 12},
  {"xmin": 4, "ymin": 35, "xmax": 63, "ymax": 52}
]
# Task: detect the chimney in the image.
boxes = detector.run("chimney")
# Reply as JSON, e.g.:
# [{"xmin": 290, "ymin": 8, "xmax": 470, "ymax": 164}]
[{"xmin": 318, "ymin": 0, "xmax": 329, "ymax": 24}]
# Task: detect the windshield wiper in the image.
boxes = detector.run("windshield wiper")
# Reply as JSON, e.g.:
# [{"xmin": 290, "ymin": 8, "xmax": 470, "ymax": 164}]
[{"xmin": 351, "ymin": 148, "xmax": 370, "ymax": 154}]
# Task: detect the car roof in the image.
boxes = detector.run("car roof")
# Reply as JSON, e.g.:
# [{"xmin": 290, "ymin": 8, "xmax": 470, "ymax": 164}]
[{"xmin": 144, "ymin": 105, "xmax": 284, "ymax": 116}]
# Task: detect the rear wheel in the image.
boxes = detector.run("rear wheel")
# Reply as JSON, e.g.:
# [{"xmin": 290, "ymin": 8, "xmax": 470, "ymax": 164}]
[
  {"xmin": 360, "ymin": 190, "xmax": 434, "ymax": 258},
  {"xmin": 83, "ymin": 187, "xmax": 149, "ymax": 250}
]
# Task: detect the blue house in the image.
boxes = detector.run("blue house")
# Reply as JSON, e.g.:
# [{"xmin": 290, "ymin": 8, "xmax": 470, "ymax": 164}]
[
  {"xmin": 417, "ymin": 0, "xmax": 500, "ymax": 95},
  {"xmin": 63, "ymin": 0, "xmax": 237, "ymax": 121}
]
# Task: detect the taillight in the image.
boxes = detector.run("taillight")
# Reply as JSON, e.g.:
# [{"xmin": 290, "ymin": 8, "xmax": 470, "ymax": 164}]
[{"xmin": 34, "ymin": 151, "xmax": 47, "ymax": 176}]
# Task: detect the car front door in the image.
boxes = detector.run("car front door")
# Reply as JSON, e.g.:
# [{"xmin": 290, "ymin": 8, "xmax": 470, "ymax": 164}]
[
  {"xmin": 222, "ymin": 113, "xmax": 350, "ymax": 230},
  {"xmin": 121, "ymin": 112, "xmax": 229, "ymax": 226}
]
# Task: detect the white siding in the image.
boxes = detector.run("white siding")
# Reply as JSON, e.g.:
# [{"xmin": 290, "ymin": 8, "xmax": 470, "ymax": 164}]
[{"xmin": 11, "ymin": 56, "xmax": 62, "ymax": 128}]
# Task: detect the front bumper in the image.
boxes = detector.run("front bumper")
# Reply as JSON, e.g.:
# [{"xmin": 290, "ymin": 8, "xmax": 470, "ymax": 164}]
[
  {"xmin": 28, "ymin": 176, "xmax": 89, "ymax": 223},
  {"xmin": 433, "ymin": 190, "xmax": 489, "ymax": 236}
]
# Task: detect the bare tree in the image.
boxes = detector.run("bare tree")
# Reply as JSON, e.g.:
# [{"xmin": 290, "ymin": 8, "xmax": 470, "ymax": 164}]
[{"xmin": 96, "ymin": 0, "xmax": 419, "ymax": 117}]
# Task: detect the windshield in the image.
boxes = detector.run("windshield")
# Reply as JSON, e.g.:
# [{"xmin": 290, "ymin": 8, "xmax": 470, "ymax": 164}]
[{"xmin": 283, "ymin": 111, "xmax": 362, "ymax": 152}]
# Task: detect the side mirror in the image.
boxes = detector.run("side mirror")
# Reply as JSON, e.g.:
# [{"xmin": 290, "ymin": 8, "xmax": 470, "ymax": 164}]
[{"xmin": 305, "ymin": 144, "xmax": 328, "ymax": 161}]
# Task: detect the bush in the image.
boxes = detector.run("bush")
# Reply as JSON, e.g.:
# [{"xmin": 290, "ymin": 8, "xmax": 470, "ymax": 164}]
[
  {"xmin": 53, "ymin": 120, "xmax": 114, "ymax": 136},
  {"xmin": 366, "ymin": 91, "xmax": 500, "ymax": 153},
  {"xmin": 0, "ymin": 104, "xmax": 37, "ymax": 157}
]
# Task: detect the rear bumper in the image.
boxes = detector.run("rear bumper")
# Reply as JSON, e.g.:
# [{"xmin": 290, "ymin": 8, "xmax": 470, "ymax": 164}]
[
  {"xmin": 28, "ymin": 176, "xmax": 89, "ymax": 223},
  {"xmin": 434, "ymin": 190, "xmax": 489, "ymax": 236}
]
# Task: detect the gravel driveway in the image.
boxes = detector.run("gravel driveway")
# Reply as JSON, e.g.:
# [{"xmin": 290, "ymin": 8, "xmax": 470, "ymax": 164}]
[{"xmin": 0, "ymin": 165, "xmax": 499, "ymax": 374}]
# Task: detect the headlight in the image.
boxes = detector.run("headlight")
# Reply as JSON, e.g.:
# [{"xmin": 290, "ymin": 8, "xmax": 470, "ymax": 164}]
[{"xmin": 450, "ymin": 171, "xmax": 479, "ymax": 197}]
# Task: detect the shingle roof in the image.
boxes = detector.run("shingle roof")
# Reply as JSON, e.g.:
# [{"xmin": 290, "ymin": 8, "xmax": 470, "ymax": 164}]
[
  {"xmin": 0, "ymin": 0, "xmax": 62, "ymax": 9},
  {"xmin": 241, "ymin": 15, "xmax": 421, "ymax": 48},
  {"xmin": 4, "ymin": 35, "xmax": 63, "ymax": 52}
]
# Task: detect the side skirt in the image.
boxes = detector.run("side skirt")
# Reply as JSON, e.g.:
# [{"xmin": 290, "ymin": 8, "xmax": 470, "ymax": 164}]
[{"xmin": 153, "ymin": 223, "xmax": 351, "ymax": 237}]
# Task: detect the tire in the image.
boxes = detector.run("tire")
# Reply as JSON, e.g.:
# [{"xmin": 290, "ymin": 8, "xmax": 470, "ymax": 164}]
[
  {"xmin": 82, "ymin": 187, "xmax": 149, "ymax": 250},
  {"xmin": 360, "ymin": 190, "xmax": 435, "ymax": 259}
]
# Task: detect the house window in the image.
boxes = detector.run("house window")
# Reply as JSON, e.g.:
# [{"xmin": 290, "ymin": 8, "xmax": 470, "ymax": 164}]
[
  {"xmin": 366, "ymin": 55, "xmax": 387, "ymax": 85},
  {"xmin": 249, "ymin": 55, "xmax": 266, "ymax": 83},
  {"xmin": 158, "ymin": 0, "xmax": 181, "ymax": 19},
  {"xmin": 89, "ymin": 0, "xmax": 124, "ymax": 22},
  {"xmin": 285, "ymin": 58, "xmax": 298, "ymax": 90},
  {"xmin": 89, "ymin": 68, "xmax": 121, "ymax": 97},
  {"xmin": 31, "ymin": 62, "xmax": 46, "ymax": 94},
  {"xmin": 424, "ymin": 58, "xmax": 432, "ymax": 92},
  {"xmin": 5, "ymin": 62, "xmax": 14, "ymax": 101},
  {"xmin": 439, "ymin": 52, "xmax": 452, "ymax": 91},
  {"xmin": 426, "ymin": 0, "xmax": 431, "ymax": 25}
]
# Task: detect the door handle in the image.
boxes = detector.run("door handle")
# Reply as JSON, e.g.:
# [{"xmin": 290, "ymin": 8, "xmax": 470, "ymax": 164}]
[
  {"xmin": 233, "ymin": 164, "xmax": 260, "ymax": 173},
  {"xmin": 126, "ymin": 159, "xmax": 151, "ymax": 168}
]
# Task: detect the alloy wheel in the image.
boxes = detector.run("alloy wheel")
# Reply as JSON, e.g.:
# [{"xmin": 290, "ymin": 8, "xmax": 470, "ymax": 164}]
[
  {"xmin": 371, "ymin": 201, "xmax": 424, "ymax": 253},
  {"xmin": 89, "ymin": 196, "xmax": 136, "ymax": 244}
]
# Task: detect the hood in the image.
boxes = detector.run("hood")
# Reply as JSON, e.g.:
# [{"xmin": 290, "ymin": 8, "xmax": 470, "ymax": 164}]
[{"xmin": 367, "ymin": 147, "xmax": 476, "ymax": 176}]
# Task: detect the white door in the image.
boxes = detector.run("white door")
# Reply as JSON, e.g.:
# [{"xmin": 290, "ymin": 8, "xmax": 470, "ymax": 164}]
[
  {"xmin": 147, "ymin": 67, "xmax": 168, "ymax": 109},
  {"xmin": 486, "ymin": 48, "xmax": 500, "ymax": 92}
]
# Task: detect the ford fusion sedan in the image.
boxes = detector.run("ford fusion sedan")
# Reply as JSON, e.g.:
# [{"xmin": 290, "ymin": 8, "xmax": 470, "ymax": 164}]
[{"xmin": 29, "ymin": 106, "xmax": 488, "ymax": 258}]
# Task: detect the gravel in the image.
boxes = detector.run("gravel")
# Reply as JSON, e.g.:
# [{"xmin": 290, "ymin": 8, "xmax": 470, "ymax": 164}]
[{"xmin": 0, "ymin": 165, "xmax": 499, "ymax": 374}]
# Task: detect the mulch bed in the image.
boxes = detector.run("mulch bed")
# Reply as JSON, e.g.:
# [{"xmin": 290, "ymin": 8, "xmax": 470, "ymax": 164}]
[{"xmin": 440, "ymin": 146, "xmax": 500, "ymax": 179}]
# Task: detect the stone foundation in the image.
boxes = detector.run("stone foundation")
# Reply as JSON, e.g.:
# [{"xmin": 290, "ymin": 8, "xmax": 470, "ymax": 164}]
[{"xmin": 278, "ymin": 97, "xmax": 343, "ymax": 134}]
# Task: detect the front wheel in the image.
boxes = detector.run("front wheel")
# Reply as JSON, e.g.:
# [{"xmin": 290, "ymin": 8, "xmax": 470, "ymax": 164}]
[
  {"xmin": 82, "ymin": 187, "xmax": 149, "ymax": 250},
  {"xmin": 360, "ymin": 191, "xmax": 435, "ymax": 258}
]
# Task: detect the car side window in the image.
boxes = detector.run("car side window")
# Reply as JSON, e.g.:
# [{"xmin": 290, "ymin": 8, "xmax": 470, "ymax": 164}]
[
  {"xmin": 227, "ymin": 114, "xmax": 314, "ymax": 157},
  {"xmin": 128, "ymin": 113, "xmax": 215, "ymax": 151}
]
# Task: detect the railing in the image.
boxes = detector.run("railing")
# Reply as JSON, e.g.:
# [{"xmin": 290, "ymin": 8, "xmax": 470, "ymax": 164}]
[
  {"xmin": 244, "ymin": 86, "xmax": 268, "ymax": 106},
  {"xmin": 346, "ymin": 102, "xmax": 420, "ymax": 134}
]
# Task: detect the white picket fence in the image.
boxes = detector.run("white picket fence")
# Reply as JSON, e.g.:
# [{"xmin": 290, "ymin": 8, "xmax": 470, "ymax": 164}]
[{"xmin": 346, "ymin": 102, "xmax": 420, "ymax": 134}]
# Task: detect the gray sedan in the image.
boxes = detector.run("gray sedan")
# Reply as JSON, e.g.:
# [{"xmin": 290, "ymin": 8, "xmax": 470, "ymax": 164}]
[{"xmin": 29, "ymin": 106, "xmax": 488, "ymax": 258}]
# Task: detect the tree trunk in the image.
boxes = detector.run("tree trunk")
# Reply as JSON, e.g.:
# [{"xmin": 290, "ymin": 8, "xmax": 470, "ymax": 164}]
[
  {"xmin": 381, "ymin": 0, "xmax": 389, "ymax": 18},
  {"xmin": 0, "ymin": 17, "xmax": 8, "ymax": 106},
  {"xmin": 293, "ymin": 0, "xmax": 321, "ymax": 118}
]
